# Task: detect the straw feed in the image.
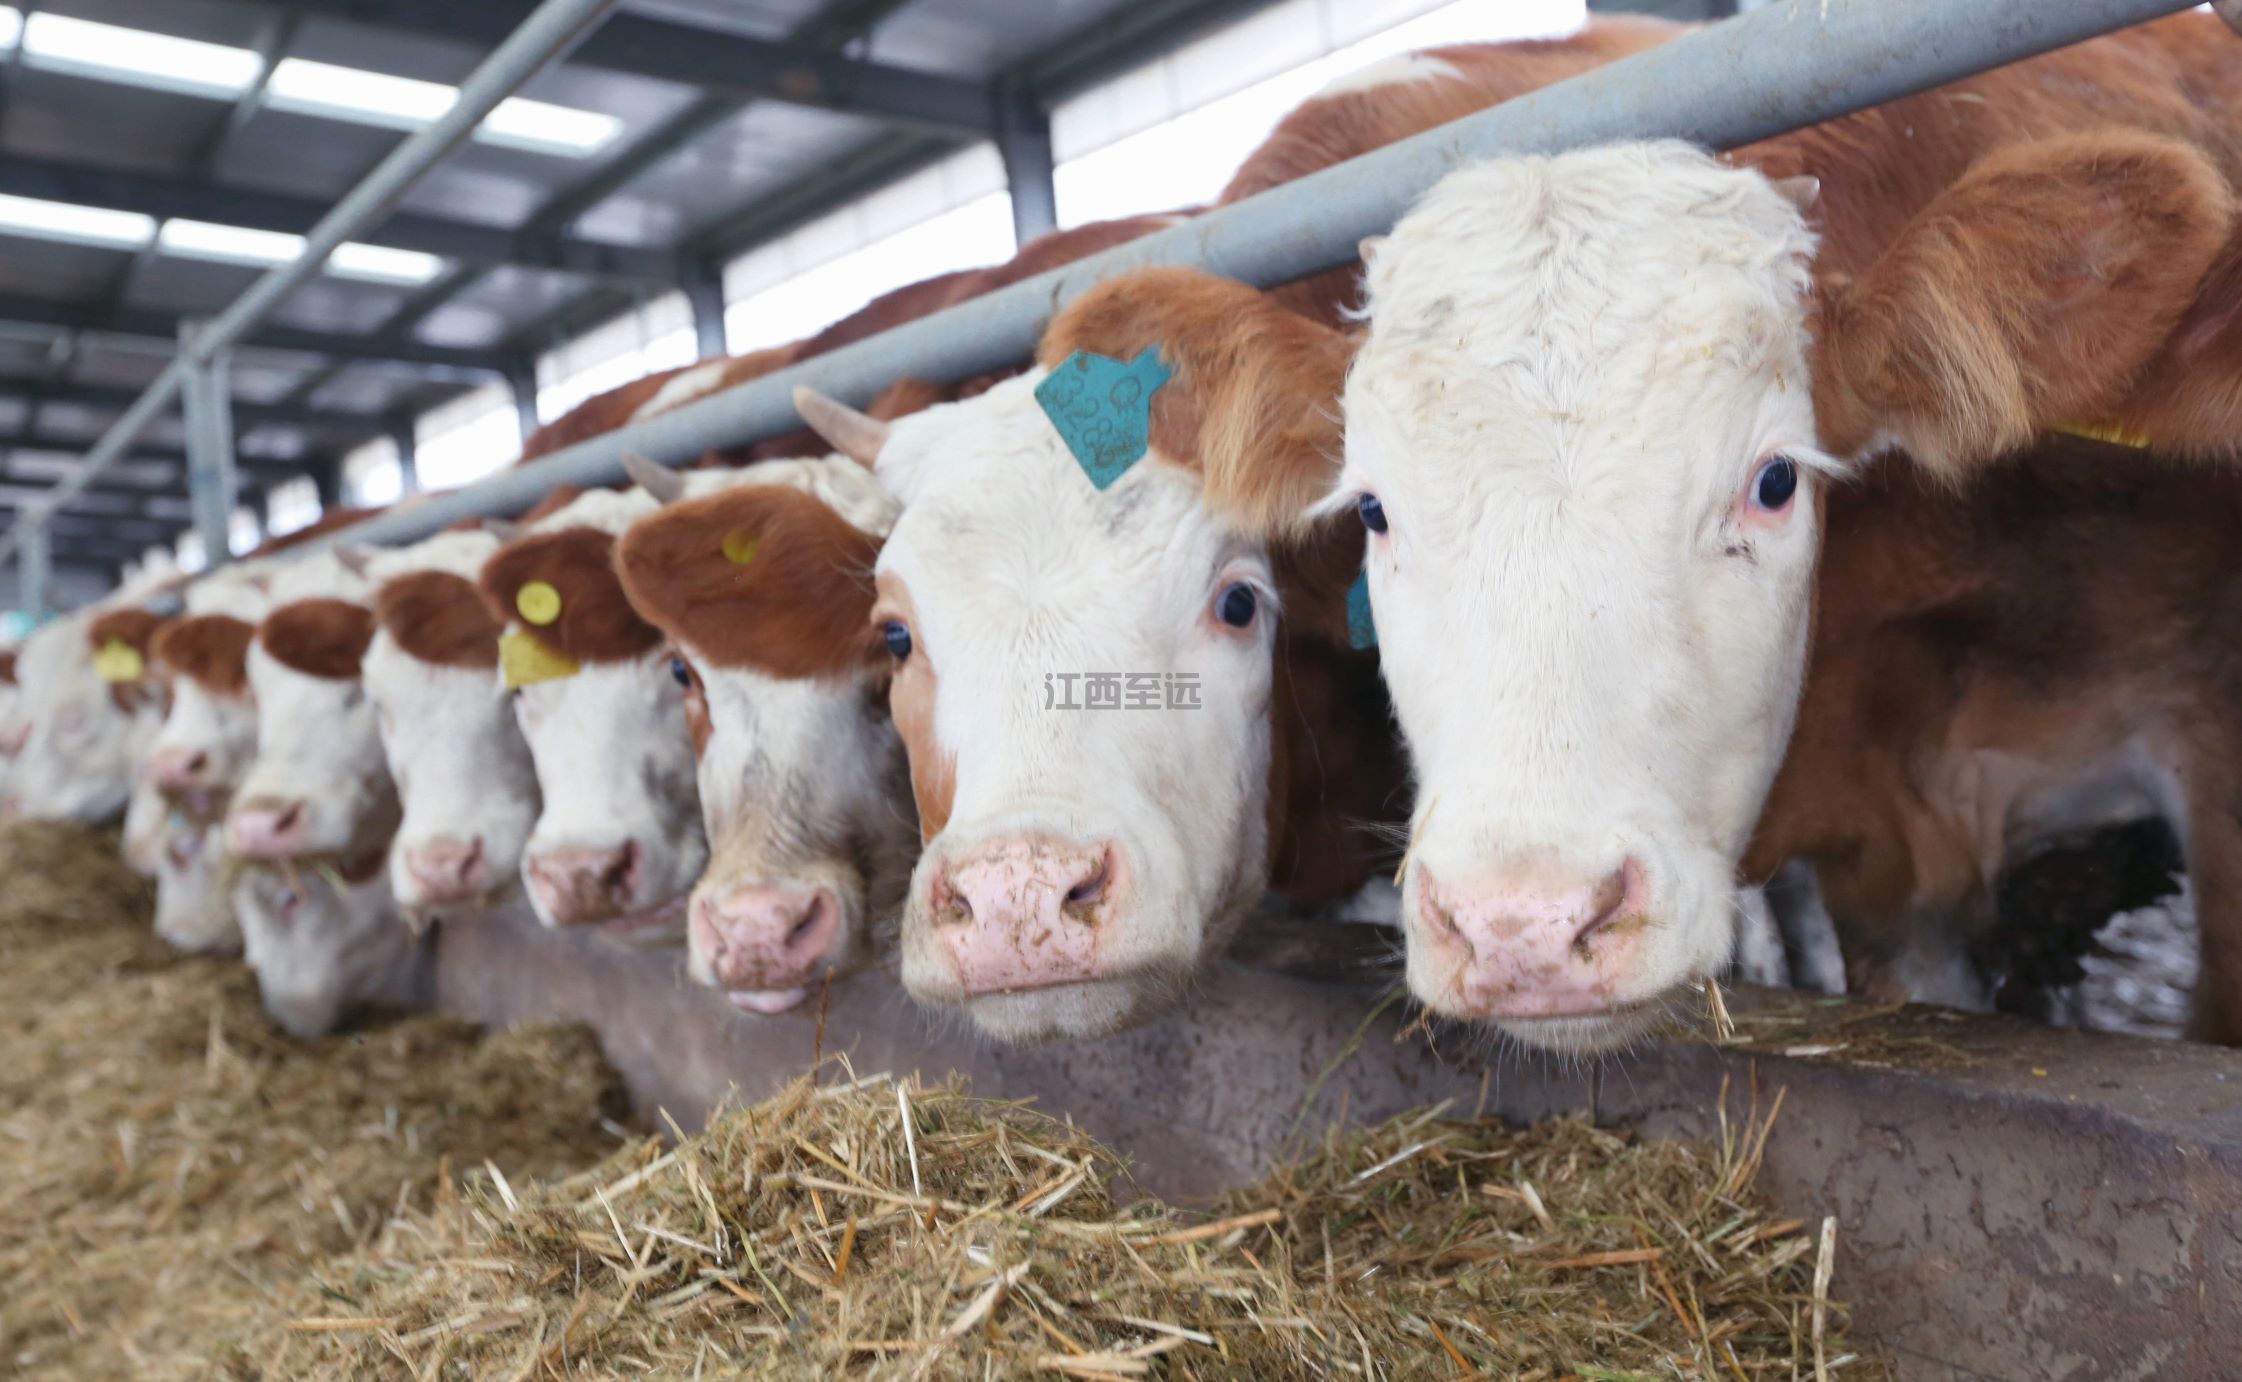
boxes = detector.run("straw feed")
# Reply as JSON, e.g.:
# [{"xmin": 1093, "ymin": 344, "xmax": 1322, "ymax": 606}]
[
  {"xmin": 239, "ymin": 1068, "xmax": 1878, "ymax": 1379},
  {"xmin": 0, "ymin": 821, "xmax": 628, "ymax": 1379}
]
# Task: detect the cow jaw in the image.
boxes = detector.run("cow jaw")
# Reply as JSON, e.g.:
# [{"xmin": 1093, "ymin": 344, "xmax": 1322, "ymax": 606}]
[
  {"xmin": 872, "ymin": 375, "xmax": 1278, "ymax": 1042},
  {"xmin": 514, "ymin": 653, "xmax": 706, "ymax": 941},
  {"xmin": 1343, "ymin": 144, "xmax": 1825, "ymax": 1051},
  {"xmin": 152, "ymin": 817, "xmax": 238, "ymax": 956},
  {"xmin": 684, "ymin": 664, "xmax": 911, "ymax": 1012},
  {"xmin": 230, "ymin": 643, "xmax": 395, "ymax": 861},
  {"xmin": 364, "ymin": 633, "xmax": 539, "ymax": 922},
  {"xmin": 232, "ymin": 857, "xmax": 424, "ymax": 1039}
]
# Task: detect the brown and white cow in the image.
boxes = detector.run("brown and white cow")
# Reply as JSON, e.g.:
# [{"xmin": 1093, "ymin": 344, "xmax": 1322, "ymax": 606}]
[
  {"xmin": 777, "ymin": 269, "xmax": 1407, "ymax": 1042},
  {"xmin": 1335, "ymin": 134, "xmax": 2233, "ymax": 1050},
  {"xmin": 479, "ymin": 489, "xmax": 705, "ymax": 941},
  {"xmin": 614, "ymin": 454, "xmax": 909, "ymax": 1013}
]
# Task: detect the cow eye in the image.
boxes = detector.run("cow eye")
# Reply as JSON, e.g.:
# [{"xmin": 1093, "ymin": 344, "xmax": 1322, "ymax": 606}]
[
  {"xmin": 1752, "ymin": 456, "xmax": 1799, "ymax": 511},
  {"xmin": 1216, "ymin": 583, "xmax": 1258, "ymax": 629},
  {"xmin": 669, "ymin": 656, "xmax": 692, "ymax": 688},
  {"xmin": 1357, "ymin": 493, "xmax": 1388, "ymax": 534},
  {"xmin": 881, "ymin": 621, "xmax": 913, "ymax": 661}
]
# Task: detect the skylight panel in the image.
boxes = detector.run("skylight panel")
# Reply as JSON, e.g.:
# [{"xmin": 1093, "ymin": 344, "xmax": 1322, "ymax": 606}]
[
  {"xmin": 20, "ymin": 12, "xmax": 262, "ymax": 100},
  {"xmin": 267, "ymin": 57, "xmax": 619, "ymax": 157},
  {"xmin": 480, "ymin": 98, "xmax": 621, "ymax": 158},
  {"xmin": 156, "ymin": 219, "xmax": 303, "ymax": 269},
  {"xmin": 0, "ymin": 194, "xmax": 155, "ymax": 252},
  {"xmin": 328, "ymin": 242, "xmax": 445, "ymax": 286}
]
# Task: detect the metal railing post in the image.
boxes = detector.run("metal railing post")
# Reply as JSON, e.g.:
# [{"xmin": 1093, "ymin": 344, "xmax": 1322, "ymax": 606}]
[
  {"xmin": 20, "ymin": 519, "xmax": 49, "ymax": 618},
  {"xmin": 180, "ymin": 319, "xmax": 238, "ymax": 570}
]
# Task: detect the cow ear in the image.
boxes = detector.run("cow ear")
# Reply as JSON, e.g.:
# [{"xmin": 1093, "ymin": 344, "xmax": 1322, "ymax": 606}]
[{"xmin": 1815, "ymin": 131, "xmax": 2234, "ymax": 477}]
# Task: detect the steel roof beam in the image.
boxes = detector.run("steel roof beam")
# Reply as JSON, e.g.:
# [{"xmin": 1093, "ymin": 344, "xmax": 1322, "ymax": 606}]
[
  {"xmin": 0, "ymin": 155, "xmax": 677, "ymax": 282},
  {"xmin": 0, "ymin": 293, "xmax": 516, "ymax": 376},
  {"xmin": 0, "ymin": 379, "xmax": 380, "ymax": 436},
  {"xmin": 269, "ymin": 0, "xmax": 1001, "ymax": 137}
]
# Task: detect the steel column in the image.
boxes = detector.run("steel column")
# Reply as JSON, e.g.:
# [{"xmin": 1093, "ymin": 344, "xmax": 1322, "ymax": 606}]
[
  {"xmin": 997, "ymin": 88, "xmax": 1058, "ymax": 245},
  {"xmin": 389, "ymin": 417, "xmax": 421, "ymax": 494},
  {"xmin": 505, "ymin": 362, "xmax": 543, "ymax": 447},
  {"xmin": 308, "ymin": 0, "xmax": 2206, "ymax": 553},
  {"xmin": 19, "ymin": 519, "xmax": 48, "ymax": 617},
  {"xmin": 180, "ymin": 322, "xmax": 238, "ymax": 570},
  {"xmin": 682, "ymin": 265, "xmax": 730, "ymax": 360}
]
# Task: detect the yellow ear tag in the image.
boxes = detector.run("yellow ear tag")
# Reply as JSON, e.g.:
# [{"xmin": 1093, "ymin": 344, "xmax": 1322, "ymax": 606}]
[
  {"xmin": 2054, "ymin": 418, "xmax": 2153, "ymax": 450},
  {"xmin": 94, "ymin": 640, "xmax": 144, "ymax": 684},
  {"xmin": 721, "ymin": 530, "xmax": 760, "ymax": 566},
  {"xmin": 516, "ymin": 580, "xmax": 563, "ymax": 626},
  {"xmin": 500, "ymin": 628, "xmax": 580, "ymax": 690}
]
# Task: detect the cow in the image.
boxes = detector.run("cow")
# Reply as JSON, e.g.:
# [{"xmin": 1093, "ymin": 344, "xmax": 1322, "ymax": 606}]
[
  {"xmin": 1333, "ymin": 136, "xmax": 2234, "ymax": 1050},
  {"xmin": 477, "ymin": 488, "xmax": 706, "ymax": 941},
  {"xmin": 613, "ymin": 453, "xmax": 909, "ymax": 1014},
  {"xmin": 354, "ymin": 530, "xmax": 527, "ymax": 925},
  {"xmin": 780, "ymin": 267, "xmax": 1407, "ymax": 1043},
  {"xmin": 144, "ymin": 610, "xmax": 259, "ymax": 954},
  {"xmin": 9, "ymin": 604, "xmax": 169, "ymax": 824},
  {"xmin": 231, "ymin": 848, "xmax": 428, "ymax": 1039},
  {"xmin": 223, "ymin": 552, "xmax": 392, "ymax": 865}
]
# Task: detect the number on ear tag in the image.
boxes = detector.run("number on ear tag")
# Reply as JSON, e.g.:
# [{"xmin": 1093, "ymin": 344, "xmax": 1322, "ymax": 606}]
[{"xmin": 1034, "ymin": 347, "xmax": 1175, "ymax": 490}]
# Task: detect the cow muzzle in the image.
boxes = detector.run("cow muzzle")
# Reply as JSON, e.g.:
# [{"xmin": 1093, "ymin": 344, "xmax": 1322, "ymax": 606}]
[{"xmin": 924, "ymin": 835, "xmax": 1124, "ymax": 995}]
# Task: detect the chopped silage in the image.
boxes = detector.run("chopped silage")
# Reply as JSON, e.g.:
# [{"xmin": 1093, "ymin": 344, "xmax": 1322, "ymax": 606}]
[
  {"xmin": 236, "ymin": 1066, "xmax": 1877, "ymax": 1379},
  {"xmin": 0, "ymin": 821, "xmax": 629, "ymax": 1379}
]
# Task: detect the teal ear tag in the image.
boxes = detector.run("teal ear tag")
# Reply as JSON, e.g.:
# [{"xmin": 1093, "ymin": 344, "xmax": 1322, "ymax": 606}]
[
  {"xmin": 1035, "ymin": 347, "xmax": 1174, "ymax": 490},
  {"xmin": 1346, "ymin": 571, "xmax": 1376, "ymax": 650}
]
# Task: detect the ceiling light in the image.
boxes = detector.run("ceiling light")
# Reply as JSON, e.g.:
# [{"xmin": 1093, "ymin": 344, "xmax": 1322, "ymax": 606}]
[
  {"xmin": 157, "ymin": 218, "xmax": 302, "ymax": 269},
  {"xmin": 20, "ymin": 12, "xmax": 261, "ymax": 100},
  {"xmin": 264, "ymin": 57, "xmax": 452, "ymax": 131},
  {"xmin": 328, "ymin": 242, "xmax": 445, "ymax": 286},
  {"xmin": 0, "ymin": 193, "xmax": 155, "ymax": 251},
  {"xmin": 266, "ymin": 56, "xmax": 618, "ymax": 157},
  {"xmin": 481, "ymin": 98, "xmax": 621, "ymax": 158}
]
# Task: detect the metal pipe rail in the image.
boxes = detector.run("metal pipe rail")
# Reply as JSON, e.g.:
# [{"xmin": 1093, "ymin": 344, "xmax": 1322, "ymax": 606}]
[
  {"xmin": 0, "ymin": 0, "xmax": 625, "ymax": 587},
  {"xmin": 297, "ymin": 0, "xmax": 2203, "ymax": 556}
]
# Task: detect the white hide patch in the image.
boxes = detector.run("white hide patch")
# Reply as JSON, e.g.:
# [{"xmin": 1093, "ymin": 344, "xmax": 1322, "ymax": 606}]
[
  {"xmin": 631, "ymin": 360, "xmax": 732, "ymax": 423},
  {"xmin": 233, "ymin": 864, "xmax": 425, "ymax": 1039},
  {"xmin": 1342, "ymin": 142, "xmax": 1827, "ymax": 1048}
]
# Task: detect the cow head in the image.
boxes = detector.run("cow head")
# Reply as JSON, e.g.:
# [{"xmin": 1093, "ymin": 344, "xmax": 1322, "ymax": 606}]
[
  {"xmin": 615, "ymin": 457, "xmax": 912, "ymax": 1014},
  {"xmin": 480, "ymin": 491, "xmax": 704, "ymax": 942},
  {"xmin": 361, "ymin": 531, "xmax": 534, "ymax": 924},
  {"xmin": 13, "ymin": 607, "xmax": 170, "ymax": 824},
  {"xmin": 147, "ymin": 615, "xmax": 258, "ymax": 818},
  {"xmin": 151, "ymin": 816, "xmax": 235, "ymax": 955},
  {"xmin": 789, "ymin": 271, "xmax": 1356, "ymax": 1041},
  {"xmin": 228, "ymin": 597, "xmax": 394, "ymax": 861},
  {"xmin": 231, "ymin": 851, "xmax": 425, "ymax": 1039},
  {"xmin": 1340, "ymin": 138, "xmax": 2232, "ymax": 1051}
]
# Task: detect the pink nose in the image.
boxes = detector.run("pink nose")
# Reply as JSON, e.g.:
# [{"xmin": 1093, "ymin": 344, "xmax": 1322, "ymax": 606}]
[
  {"xmin": 403, "ymin": 836, "xmax": 489, "ymax": 906},
  {"xmin": 1414, "ymin": 861, "xmax": 1645, "ymax": 1018},
  {"xmin": 928, "ymin": 836, "xmax": 1119, "ymax": 994},
  {"xmin": 525, "ymin": 842, "xmax": 640, "ymax": 927},
  {"xmin": 227, "ymin": 798, "xmax": 309, "ymax": 859},
  {"xmin": 691, "ymin": 883, "xmax": 841, "ymax": 1012},
  {"xmin": 149, "ymin": 747, "xmax": 212, "ymax": 794}
]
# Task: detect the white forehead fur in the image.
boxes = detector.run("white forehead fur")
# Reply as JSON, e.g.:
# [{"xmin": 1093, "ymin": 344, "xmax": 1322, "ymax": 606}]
[
  {"xmin": 530, "ymin": 486, "xmax": 658, "ymax": 536},
  {"xmin": 362, "ymin": 528, "xmax": 500, "ymax": 583},
  {"xmin": 262, "ymin": 548, "xmax": 374, "ymax": 606},
  {"xmin": 1354, "ymin": 142, "xmax": 1820, "ymax": 485},
  {"xmin": 185, "ymin": 562, "xmax": 276, "ymax": 621}
]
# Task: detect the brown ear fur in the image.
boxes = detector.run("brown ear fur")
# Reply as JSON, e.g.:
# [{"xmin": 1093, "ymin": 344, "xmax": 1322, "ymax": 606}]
[
  {"xmin": 375, "ymin": 571, "xmax": 501, "ymax": 669},
  {"xmin": 0, "ymin": 651, "xmax": 15, "ymax": 686},
  {"xmin": 1815, "ymin": 132, "xmax": 2234, "ymax": 476},
  {"xmin": 1039, "ymin": 267, "xmax": 1357, "ymax": 539},
  {"xmin": 151, "ymin": 615, "xmax": 255, "ymax": 698},
  {"xmin": 86, "ymin": 608, "xmax": 169, "ymax": 662},
  {"xmin": 480, "ymin": 527, "xmax": 661, "ymax": 665},
  {"xmin": 614, "ymin": 486, "xmax": 883, "ymax": 681},
  {"xmin": 258, "ymin": 599, "xmax": 376, "ymax": 680}
]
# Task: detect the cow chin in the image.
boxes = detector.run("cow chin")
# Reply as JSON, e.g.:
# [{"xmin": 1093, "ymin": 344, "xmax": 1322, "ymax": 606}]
[
  {"xmin": 1492, "ymin": 1002, "xmax": 1679, "ymax": 1055},
  {"xmin": 951, "ymin": 963, "xmax": 1197, "ymax": 1044}
]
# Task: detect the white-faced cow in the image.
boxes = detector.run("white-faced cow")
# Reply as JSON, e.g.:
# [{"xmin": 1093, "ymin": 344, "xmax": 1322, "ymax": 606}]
[
  {"xmin": 1338, "ymin": 134, "xmax": 2232, "ymax": 1050},
  {"xmin": 781, "ymin": 269, "xmax": 1407, "ymax": 1043},
  {"xmin": 614, "ymin": 454, "xmax": 911, "ymax": 1014}
]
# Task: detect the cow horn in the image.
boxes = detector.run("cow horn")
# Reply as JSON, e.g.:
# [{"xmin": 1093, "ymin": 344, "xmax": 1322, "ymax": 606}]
[
  {"xmin": 483, "ymin": 519, "xmax": 525, "ymax": 544},
  {"xmin": 622, "ymin": 451, "xmax": 688, "ymax": 505},
  {"xmin": 332, "ymin": 545, "xmax": 373, "ymax": 578},
  {"xmin": 793, "ymin": 386, "xmax": 892, "ymax": 467},
  {"xmin": 1770, "ymin": 175, "xmax": 1821, "ymax": 213},
  {"xmin": 1358, "ymin": 234, "xmax": 1387, "ymax": 264}
]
